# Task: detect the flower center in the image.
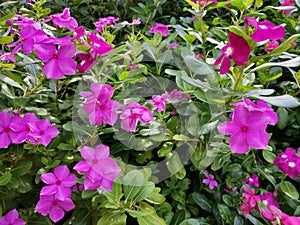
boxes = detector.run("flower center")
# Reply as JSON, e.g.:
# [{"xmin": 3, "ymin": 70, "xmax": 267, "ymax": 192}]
[
  {"xmin": 26, "ymin": 126, "xmax": 31, "ymax": 131},
  {"xmin": 53, "ymin": 54, "xmax": 58, "ymax": 59},
  {"xmin": 241, "ymin": 127, "xmax": 247, "ymax": 132},
  {"xmin": 92, "ymin": 159, "xmax": 97, "ymax": 164},
  {"xmin": 131, "ymin": 114, "xmax": 137, "ymax": 119},
  {"xmin": 99, "ymin": 105, "xmax": 105, "ymax": 110},
  {"xmin": 225, "ymin": 46, "xmax": 233, "ymax": 56},
  {"xmin": 40, "ymin": 131, "xmax": 44, "ymax": 135},
  {"xmin": 52, "ymin": 200, "xmax": 58, "ymax": 206},
  {"xmin": 288, "ymin": 161, "xmax": 296, "ymax": 168},
  {"xmin": 4, "ymin": 127, "xmax": 10, "ymax": 133},
  {"xmin": 56, "ymin": 180, "xmax": 61, "ymax": 185},
  {"xmin": 248, "ymin": 178, "xmax": 253, "ymax": 182},
  {"xmin": 262, "ymin": 200, "xmax": 268, "ymax": 205}
]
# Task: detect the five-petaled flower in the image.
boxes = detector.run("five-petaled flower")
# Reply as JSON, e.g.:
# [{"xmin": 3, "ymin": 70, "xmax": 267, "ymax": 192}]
[
  {"xmin": 203, "ymin": 173, "xmax": 218, "ymax": 190},
  {"xmin": 239, "ymin": 185, "xmax": 261, "ymax": 218},
  {"xmin": 73, "ymin": 144, "xmax": 121, "ymax": 191},
  {"xmin": 50, "ymin": 8, "xmax": 78, "ymax": 31},
  {"xmin": 0, "ymin": 209, "xmax": 26, "ymax": 225},
  {"xmin": 214, "ymin": 32, "xmax": 250, "ymax": 74},
  {"xmin": 40, "ymin": 165, "xmax": 77, "ymax": 201},
  {"xmin": 148, "ymin": 23, "xmax": 169, "ymax": 36},
  {"xmin": 243, "ymin": 174, "xmax": 260, "ymax": 187},
  {"xmin": 218, "ymin": 102, "xmax": 272, "ymax": 154}
]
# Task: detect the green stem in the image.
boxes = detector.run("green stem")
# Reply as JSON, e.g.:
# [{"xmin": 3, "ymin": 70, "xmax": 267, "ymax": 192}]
[{"xmin": 23, "ymin": 75, "xmax": 45, "ymax": 97}]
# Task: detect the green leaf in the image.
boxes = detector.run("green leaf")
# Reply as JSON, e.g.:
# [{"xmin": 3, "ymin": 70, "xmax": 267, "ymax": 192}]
[
  {"xmin": 2, "ymin": 70, "xmax": 28, "ymax": 87},
  {"xmin": 192, "ymin": 193, "xmax": 212, "ymax": 212},
  {"xmin": 280, "ymin": 181, "xmax": 299, "ymax": 200},
  {"xmin": 166, "ymin": 152, "xmax": 185, "ymax": 178},
  {"xmin": 171, "ymin": 210, "xmax": 186, "ymax": 225},
  {"xmin": 11, "ymin": 161, "xmax": 32, "ymax": 177},
  {"xmin": 135, "ymin": 202, "xmax": 166, "ymax": 225},
  {"xmin": 0, "ymin": 36, "xmax": 13, "ymax": 44},
  {"xmin": 255, "ymin": 167, "xmax": 276, "ymax": 187},
  {"xmin": 81, "ymin": 190, "xmax": 98, "ymax": 199},
  {"xmin": 97, "ymin": 212, "xmax": 127, "ymax": 225},
  {"xmin": 277, "ymin": 108, "xmax": 289, "ymax": 130},
  {"xmin": 103, "ymin": 179, "xmax": 124, "ymax": 204},
  {"xmin": 246, "ymin": 94, "xmax": 300, "ymax": 108},
  {"xmin": 262, "ymin": 150, "xmax": 276, "ymax": 164},
  {"xmin": 145, "ymin": 187, "xmax": 166, "ymax": 204},
  {"xmin": 184, "ymin": 56, "xmax": 215, "ymax": 75},
  {"xmin": 179, "ymin": 218, "xmax": 200, "ymax": 225},
  {"xmin": 218, "ymin": 204, "xmax": 231, "ymax": 224},
  {"xmin": 0, "ymin": 172, "xmax": 12, "ymax": 186},
  {"xmin": 123, "ymin": 169, "xmax": 151, "ymax": 203}
]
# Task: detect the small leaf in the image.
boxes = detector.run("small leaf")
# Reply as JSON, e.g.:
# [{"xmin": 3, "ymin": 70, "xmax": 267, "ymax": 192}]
[
  {"xmin": 192, "ymin": 193, "xmax": 212, "ymax": 212},
  {"xmin": 277, "ymin": 108, "xmax": 289, "ymax": 130},
  {"xmin": 262, "ymin": 150, "xmax": 276, "ymax": 164},
  {"xmin": 179, "ymin": 218, "xmax": 200, "ymax": 225},
  {"xmin": 0, "ymin": 36, "xmax": 13, "ymax": 44},
  {"xmin": 97, "ymin": 212, "xmax": 127, "ymax": 225},
  {"xmin": 11, "ymin": 161, "xmax": 32, "ymax": 177},
  {"xmin": 280, "ymin": 181, "xmax": 299, "ymax": 200},
  {"xmin": 0, "ymin": 172, "xmax": 12, "ymax": 186}
]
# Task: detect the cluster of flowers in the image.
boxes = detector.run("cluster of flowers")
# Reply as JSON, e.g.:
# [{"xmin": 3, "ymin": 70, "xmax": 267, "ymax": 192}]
[
  {"xmin": 80, "ymin": 83, "xmax": 189, "ymax": 132},
  {"xmin": 214, "ymin": 16, "xmax": 286, "ymax": 74},
  {"xmin": 217, "ymin": 97, "xmax": 278, "ymax": 154},
  {"xmin": 35, "ymin": 165, "xmax": 77, "ymax": 223},
  {"xmin": 239, "ymin": 185, "xmax": 300, "ymax": 224},
  {"xmin": 0, "ymin": 109, "xmax": 59, "ymax": 148},
  {"xmin": 0, "ymin": 8, "xmax": 114, "ymax": 78},
  {"xmin": 274, "ymin": 147, "xmax": 300, "ymax": 179},
  {"xmin": 73, "ymin": 144, "xmax": 121, "ymax": 191}
]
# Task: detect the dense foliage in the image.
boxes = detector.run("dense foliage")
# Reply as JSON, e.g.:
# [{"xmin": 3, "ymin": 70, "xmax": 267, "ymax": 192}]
[{"xmin": 0, "ymin": 0, "xmax": 300, "ymax": 224}]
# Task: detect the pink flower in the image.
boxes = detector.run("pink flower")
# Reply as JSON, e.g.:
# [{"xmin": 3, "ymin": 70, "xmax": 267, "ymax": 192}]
[
  {"xmin": 232, "ymin": 98, "xmax": 278, "ymax": 126},
  {"xmin": 243, "ymin": 174, "xmax": 259, "ymax": 187},
  {"xmin": 259, "ymin": 191, "xmax": 279, "ymax": 209},
  {"xmin": 274, "ymin": 147, "xmax": 300, "ymax": 179},
  {"xmin": 239, "ymin": 185, "xmax": 261, "ymax": 218},
  {"xmin": 94, "ymin": 16, "xmax": 119, "ymax": 33},
  {"xmin": 162, "ymin": 89, "xmax": 189, "ymax": 104},
  {"xmin": 0, "ymin": 110, "xmax": 15, "ymax": 148},
  {"xmin": 191, "ymin": 0, "xmax": 217, "ymax": 7},
  {"xmin": 148, "ymin": 23, "xmax": 169, "ymax": 36},
  {"xmin": 40, "ymin": 165, "xmax": 77, "ymax": 201},
  {"xmin": 261, "ymin": 205, "xmax": 300, "ymax": 225},
  {"xmin": 128, "ymin": 63, "xmax": 139, "ymax": 70},
  {"xmin": 265, "ymin": 40, "xmax": 279, "ymax": 52},
  {"xmin": 217, "ymin": 104, "xmax": 270, "ymax": 154},
  {"xmin": 73, "ymin": 144, "xmax": 121, "ymax": 191},
  {"xmin": 214, "ymin": 32, "xmax": 250, "ymax": 74},
  {"xmin": 245, "ymin": 16, "xmax": 285, "ymax": 42},
  {"xmin": 168, "ymin": 42, "xmax": 179, "ymax": 49},
  {"xmin": 10, "ymin": 112, "xmax": 38, "ymax": 144},
  {"xmin": 76, "ymin": 53, "xmax": 97, "ymax": 73},
  {"xmin": 0, "ymin": 209, "xmax": 26, "ymax": 225},
  {"xmin": 79, "ymin": 83, "xmax": 120, "ymax": 126},
  {"xmin": 120, "ymin": 102, "xmax": 153, "ymax": 132},
  {"xmin": 202, "ymin": 173, "xmax": 218, "ymax": 189},
  {"xmin": 35, "ymin": 195, "xmax": 75, "ymax": 223},
  {"xmin": 28, "ymin": 118, "xmax": 60, "ymax": 146},
  {"xmin": 72, "ymin": 26, "xmax": 85, "ymax": 41},
  {"xmin": 280, "ymin": 0, "xmax": 295, "ymax": 15},
  {"xmin": 194, "ymin": 52, "xmax": 203, "ymax": 59},
  {"xmin": 50, "ymin": 8, "xmax": 78, "ymax": 31},
  {"xmin": 87, "ymin": 32, "xmax": 114, "ymax": 57},
  {"xmin": 148, "ymin": 95, "xmax": 167, "ymax": 112},
  {"xmin": 121, "ymin": 18, "xmax": 141, "ymax": 26},
  {"xmin": 35, "ymin": 42, "xmax": 77, "ymax": 79}
]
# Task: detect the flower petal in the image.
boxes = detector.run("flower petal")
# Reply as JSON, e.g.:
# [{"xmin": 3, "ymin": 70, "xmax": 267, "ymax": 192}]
[
  {"xmin": 247, "ymin": 129, "xmax": 269, "ymax": 149},
  {"xmin": 228, "ymin": 132, "xmax": 249, "ymax": 154}
]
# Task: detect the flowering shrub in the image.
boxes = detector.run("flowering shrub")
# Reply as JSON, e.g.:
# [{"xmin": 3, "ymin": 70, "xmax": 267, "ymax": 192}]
[{"xmin": 0, "ymin": 0, "xmax": 300, "ymax": 224}]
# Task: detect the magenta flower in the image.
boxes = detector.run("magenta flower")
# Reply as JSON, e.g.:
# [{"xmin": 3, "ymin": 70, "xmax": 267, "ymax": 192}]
[
  {"xmin": 280, "ymin": 0, "xmax": 295, "ymax": 15},
  {"xmin": 40, "ymin": 165, "xmax": 77, "ymax": 201},
  {"xmin": 120, "ymin": 102, "xmax": 153, "ymax": 132},
  {"xmin": 80, "ymin": 83, "xmax": 120, "ymax": 126},
  {"xmin": 10, "ymin": 112, "xmax": 38, "ymax": 144},
  {"xmin": 232, "ymin": 98, "xmax": 278, "ymax": 126},
  {"xmin": 148, "ymin": 23, "xmax": 169, "ymax": 36},
  {"xmin": 73, "ymin": 144, "xmax": 121, "ymax": 191},
  {"xmin": 0, "ymin": 209, "xmax": 26, "ymax": 225},
  {"xmin": 202, "ymin": 173, "xmax": 218, "ymax": 190},
  {"xmin": 148, "ymin": 95, "xmax": 167, "ymax": 112},
  {"xmin": 94, "ymin": 16, "xmax": 119, "ymax": 33},
  {"xmin": 239, "ymin": 185, "xmax": 261, "ymax": 218},
  {"xmin": 87, "ymin": 32, "xmax": 114, "ymax": 57},
  {"xmin": 76, "ymin": 53, "xmax": 97, "ymax": 73},
  {"xmin": 191, "ymin": 0, "xmax": 217, "ymax": 7},
  {"xmin": 28, "ymin": 118, "xmax": 60, "ymax": 146},
  {"xmin": 218, "ymin": 105, "xmax": 271, "ymax": 154},
  {"xmin": 162, "ymin": 89, "xmax": 189, "ymax": 104},
  {"xmin": 243, "ymin": 174, "xmax": 259, "ymax": 187},
  {"xmin": 35, "ymin": 195, "xmax": 75, "ymax": 223},
  {"xmin": 121, "ymin": 18, "xmax": 141, "ymax": 26},
  {"xmin": 214, "ymin": 32, "xmax": 250, "ymax": 74},
  {"xmin": 265, "ymin": 40, "xmax": 279, "ymax": 52},
  {"xmin": 274, "ymin": 148, "xmax": 300, "ymax": 179},
  {"xmin": 0, "ymin": 110, "xmax": 15, "ymax": 148},
  {"xmin": 167, "ymin": 42, "xmax": 179, "ymax": 49},
  {"xmin": 245, "ymin": 16, "xmax": 285, "ymax": 42},
  {"xmin": 50, "ymin": 8, "xmax": 78, "ymax": 31},
  {"xmin": 259, "ymin": 191, "xmax": 279, "ymax": 209},
  {"xmin": 35, "ymin": 41, "xmax": 77, "ymax": 79},
  {"xmin": 128, "ymin": 63, "xmax": 139, "ymax": 71}
]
